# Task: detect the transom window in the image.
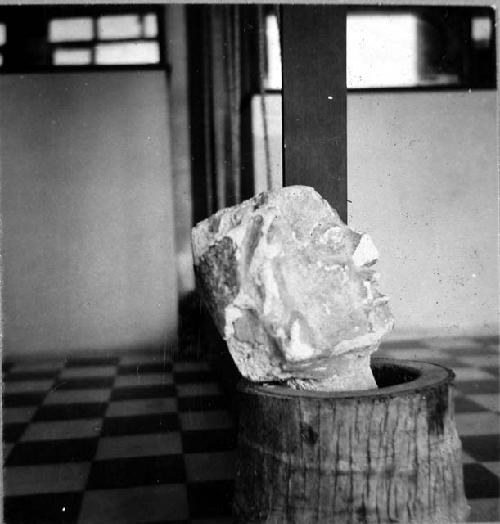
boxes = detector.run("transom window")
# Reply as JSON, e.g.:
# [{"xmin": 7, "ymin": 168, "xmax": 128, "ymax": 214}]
[
  {"xmin": 0, "ymin": 6, "xmax": 164, "ymax": 71},
  {"xmin": 264, "ymin": 6, "xmax": 496, "ymax": 90}
]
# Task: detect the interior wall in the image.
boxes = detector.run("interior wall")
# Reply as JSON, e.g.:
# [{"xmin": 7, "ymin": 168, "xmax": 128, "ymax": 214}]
[
  {"xmin": 1, "ymin": 71, "xmax": 178, "ymax": 356},
  {"xmin": 253, "ymin": 90, "xmax": 498, "ymax": 337},
  {"xmin": 347, "ymin": 90, "xmax": 498, "ymax": 337}
]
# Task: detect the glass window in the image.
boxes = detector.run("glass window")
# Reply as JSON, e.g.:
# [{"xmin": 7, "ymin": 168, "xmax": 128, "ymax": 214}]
[
  {"xmin": 265, "ymin": 7, "xmax": 496, "ymax": 90},
  {"xmin": 98, "ymin": 15, "xmax": 142, "ymax": 40},
  {"xmin": 95, "ymin": 41, "xmax": 159, "ymax": 65},
  {"xmin": 49, "ymin": 17, "xmax": 93, "ymax": 42},
  {"xmin": 347, "ymin": 13, "xmax": 419, "ymax": 88},
  {"xmin": 0, "ymin": 23, "xmax": 6, "ymax": 46},
  {"xmin": 143, "ymin": 14, "xmax": 158, "ymax": 38},
  {"xmin": 265, "ymin": 14, "xmax": 281, "ymax": 90},
  {"xmin": 0, "ymin": 7, "xmax": 163, "ymax": 70},
  {"xmin": 53, "ymin": 48, "xmax": 92, "ymax": 66},
  {"xmin": 472, "ymin": 16, "xmax": 492, "ymax": 48}
]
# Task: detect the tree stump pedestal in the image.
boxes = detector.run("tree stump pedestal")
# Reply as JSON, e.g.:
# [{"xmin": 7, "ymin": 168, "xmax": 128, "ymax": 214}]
[{"xmin": 233, "ymin": 358, "xmax": 469, "ymax": 523}]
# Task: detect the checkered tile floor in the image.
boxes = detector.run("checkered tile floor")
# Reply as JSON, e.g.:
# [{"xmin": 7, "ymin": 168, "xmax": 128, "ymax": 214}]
[{"xmin": 3, "ymin": 336, "xmax": 499, "ymax": 523}]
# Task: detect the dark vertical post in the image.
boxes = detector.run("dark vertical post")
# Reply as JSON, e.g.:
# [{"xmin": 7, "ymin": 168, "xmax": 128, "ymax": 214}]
[{"xmin": 281, "ymin": 6, "xmax": 348, "ymax": 222}]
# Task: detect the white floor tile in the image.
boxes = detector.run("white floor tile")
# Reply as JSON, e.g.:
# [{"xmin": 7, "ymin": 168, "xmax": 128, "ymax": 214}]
[
  {"xmin": 114, "ymin": 373, "xmax": 174, "ymax": 388},
  {"xmin": 96, "ymin": 432, "xmax": 182, "ymax": 460},
  {"xmin": 4, "ymin": 380, "xmax": 54, "ymax": 394},
  {"xmin": 456, "ymin": 412, "xmax": 500, "ymax": 436},
  {"xmin": 176, "ymin": 383, "xmax": 222, "ymax": 397},
  {"xmin": 5, "ymin": 462, "xmax": 90, "ymax": 496},
  {"xmin": 483, "ymin": 461, "xmax": 500, "ymax": 478},
  {"xmin": 3, "ymin": 443, "xmax": 13, "ymax": 463},
  {"xmin": 470, "ymin": 394, "xmax": 500, "ymax": 413},
  {"xmin": 21, "ymin": 419, "xmax": 102, "ymax": 441},
  {"xmin": 3, "ymin": 407, "xmax": 37, "ymax": 425},
  {"xmin": 423, "ymin": 337, "xmax": 481, "ymax": 350},
  {"xmin": 44, "ymin": 389, "xmax": 111, "ymax": 405},
  {"xmin": 106, "ymin": 397, "xmax": 177, "ymax": 417},
  {"xmin": 11, "ymin": 361, "xmax": 65, "ymax": 373},
  {"xmin": 453, "ymin": 367, "xmax": 497, "ymax": 381},
  {"xmin": 457, "ymin": 355, "xmax": 499, "ymax": 368},
  {"xmin": 179, "ymin": 410, "xmax": 233, "ymax": 431},
  {"xmin": 467, "ymin": 498, "xmax": 500, "ymax": 523},
  {"xmin": 59, "ymin": 366, "xmax": 117, "ymax": 378}
]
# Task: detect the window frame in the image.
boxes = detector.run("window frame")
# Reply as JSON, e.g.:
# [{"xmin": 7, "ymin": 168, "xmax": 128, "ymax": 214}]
[{"xmin": 0, "ymin": 4, "xmax": 168, "ymax": 74}]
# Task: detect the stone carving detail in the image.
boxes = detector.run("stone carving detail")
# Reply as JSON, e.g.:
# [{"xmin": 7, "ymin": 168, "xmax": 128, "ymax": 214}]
[{"xmin": 192, "ymin": 186, "xmax": 394, "ymax": 391}]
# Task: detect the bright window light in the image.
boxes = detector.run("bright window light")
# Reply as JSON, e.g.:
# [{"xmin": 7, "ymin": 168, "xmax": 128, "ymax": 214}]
[
  {"xmin": 98, "ymin": 15, "xmax": 142, "ymax": 40},
  {"xmin": 53, "ymin": 48, "xmax": 92, "ymax": 65},
  {"xmin": 0, "ymin": 24, "xmax": 6, "ymax": 46},
  {"xmin": 471, "ymin": 16, "xmax": 492, "ymax": 48},
  {"xmin": 265, "ymin": 15, "xmax": 282, "ymax": 89},
  {"xmin": 143, "ymin": 14, "xmax": 158, "ymax": 38},
  {"xmin": 95, "ymin": 42, "xmax": 159, "ymax": 65},
  {"xmin": 347, "ymin": 13, "xmax": 419, "ymax": 88},
  {"xmin": 49, "ymin": 18, "xmax": 93, "ymax": 42}
]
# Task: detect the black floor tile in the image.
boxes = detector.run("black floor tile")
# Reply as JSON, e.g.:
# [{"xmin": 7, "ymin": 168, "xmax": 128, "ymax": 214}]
[
  {"xmin": 53, "ymin": 377, "xmax": 115, "ymax": 390},
  {"xmin": 101, "ymin": 413, "xmax": 179, "ymax": 436},
  {"xmin": 182, "ymin": 429, "xmax": 236, "ymax": 454},
  {"xmin": 3, "ymin": 393, "xmax": 47, "ymax": 408},
  {"xmin": 463, "ymin": 463, "xmax": 500, "ymax": 499},
  {"xmin": 87, "ymin": 454, "xmax": 185, "ymax": 489},
  {"xmin": 3, "ymin": 361, "xmax": 14, "ymax": 374},
  {"xmin": 110, "ymin": 384, "xmax": 176, "ymax": 401},
  {"xmin": 461, "ymin": 434, "xmax": 500, "ymax": 462},
  {"xmin": 187, "ymin": 480, "xmax": 234, "ymax": 518},
  {"xmin": 6, "ymin": 438, "xmax": 99, "ymax": 466},
  {"xmin": 66, "ymin": 356, "xmax": 120, "ymax": 367},
  {"xmin": 34, "ymin": 403, "xmax": 108, "ymax": 421},
  {"xmin": 473, "ymin": 335, "xmax": 500, "ymax": 347},
  {"xmin": 174, "ymin": 371, "xmax": 216, "ymax": 384},
  {"xmin": 3, "ymin": 423, "xmax": 26, "ymax": 443},
  {"xmin": 178, "ymin": 395, "xmax": 228, "ymax": 412},
  {"xmin": 4, "ymin": 492, "xmax": 82, "ymax": 524},
  {"xmin": 118, "ymin": 362, "xmax": 173, "ymax": 374},
  {"xmin": 5, "ymin": 370, "xmax": 59, "ymax": 381}
]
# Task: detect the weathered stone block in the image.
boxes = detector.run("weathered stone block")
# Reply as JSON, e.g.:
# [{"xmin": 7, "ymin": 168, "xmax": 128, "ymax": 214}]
[{"xmin": 192, "ymin": 186, "xmax": 394, "ymax": 391}]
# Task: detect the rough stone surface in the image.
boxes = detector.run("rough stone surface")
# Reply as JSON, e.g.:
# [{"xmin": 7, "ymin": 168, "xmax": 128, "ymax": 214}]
[{"xmin": 191, "ymin": 186, "xmax": 394, "ymax": 391}]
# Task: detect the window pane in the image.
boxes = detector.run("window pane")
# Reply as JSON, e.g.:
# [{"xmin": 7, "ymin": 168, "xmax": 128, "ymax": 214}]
[
  {"xmin": 95, "ymin": 42, "xmax": 159, "ymax": 65},
  {"xmin": 0, "ymin": 24, "xmax": 6, "ymax": 46},
  {"xmin": 472, "ymin": 16, "xmax": 492, "ymax": 48},
  {"xmin": 265, "ymin": 14, "xmax": 282, "ymax": 89},
  {"xmin": 347, "ymin": 13, "xmax": 419, "ymax": 88},
  {"xmin": 53, "ymin": 48, "xmax": 92, "ymax": 65},
  {"xmin": 143, "ymin": 14, "xmax": 158, "ymax": 38},
  {"xmin": 49, "ymin": 18, "xmax": 93, "ymax": 42},
  {"xmin": 98, "ymin": 15, "xmax": 142, "ymax": 40}
]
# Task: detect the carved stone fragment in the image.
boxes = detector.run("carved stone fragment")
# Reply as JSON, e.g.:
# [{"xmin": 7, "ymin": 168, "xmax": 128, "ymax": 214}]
[{"xmin": 192, "ymin": 186, "xmax": 394, "ymax": 391}]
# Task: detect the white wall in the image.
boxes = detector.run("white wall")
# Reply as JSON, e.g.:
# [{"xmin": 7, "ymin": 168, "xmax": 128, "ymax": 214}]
[
  {"xmin": 1, "ymin": 72, "xmax": 178, "ymax": 356},
  {"xmin": 253, "ymin": 90, "xmax": 498, "ymax": 337},
  {"xmin": 348, "ymin": 91, "xmax": 498, "ymax": 337}
]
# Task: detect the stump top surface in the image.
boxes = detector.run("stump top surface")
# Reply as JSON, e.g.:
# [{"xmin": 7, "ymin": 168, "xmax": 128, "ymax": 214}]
[{"xmin": 238, "ymin": 358, "xmax": 454, "ymax": 400}]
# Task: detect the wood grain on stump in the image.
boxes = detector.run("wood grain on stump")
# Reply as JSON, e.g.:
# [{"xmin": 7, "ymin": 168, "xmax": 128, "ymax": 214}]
[{"xmin": 233, "ymin": 358, "xmax": 468, "ymax": 524}]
